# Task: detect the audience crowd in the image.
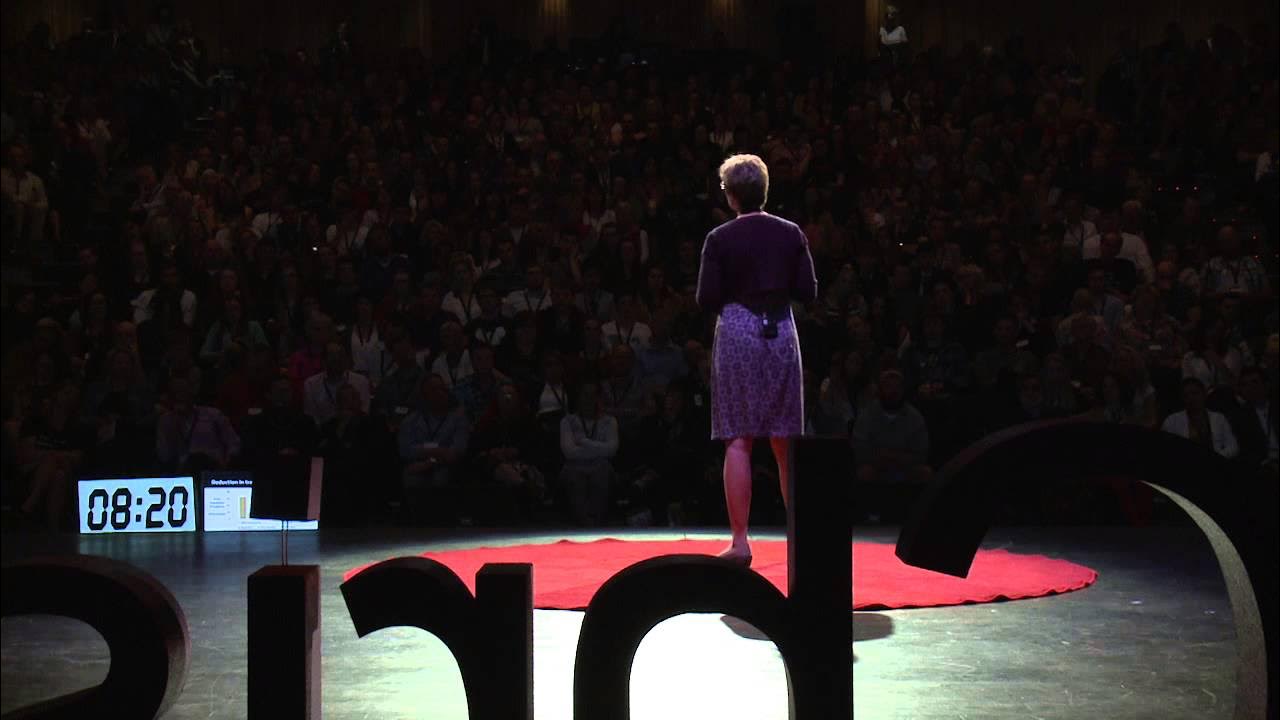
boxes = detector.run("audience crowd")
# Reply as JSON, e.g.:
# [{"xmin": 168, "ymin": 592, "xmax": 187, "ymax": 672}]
[{"xmin": 2, "ymin": 14, "xmax": 1277, "ymax": 531}]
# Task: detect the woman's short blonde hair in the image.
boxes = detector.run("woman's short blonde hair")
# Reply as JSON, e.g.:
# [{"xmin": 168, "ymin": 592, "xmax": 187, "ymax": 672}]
[{"xmin": 718, "ymin": 154, "xmax": 769, "ymax": 212}]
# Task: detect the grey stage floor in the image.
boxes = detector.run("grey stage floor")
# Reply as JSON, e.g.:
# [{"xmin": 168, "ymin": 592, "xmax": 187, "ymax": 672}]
[{"xmin": 1, "ymin": 525, "xmax": 1237, "ymax": 719}]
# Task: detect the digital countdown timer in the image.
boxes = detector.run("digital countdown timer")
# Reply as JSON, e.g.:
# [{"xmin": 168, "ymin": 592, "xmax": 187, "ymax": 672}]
[{"xmin": 77, "ymin": 477, "xmax": 197, "ymax": 534}]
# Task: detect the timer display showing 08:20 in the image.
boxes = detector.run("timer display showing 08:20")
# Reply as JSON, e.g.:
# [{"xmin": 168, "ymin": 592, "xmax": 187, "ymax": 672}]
[{"xmin": 77, "ymin": 477, "xmax": 197, "ymax": 533}]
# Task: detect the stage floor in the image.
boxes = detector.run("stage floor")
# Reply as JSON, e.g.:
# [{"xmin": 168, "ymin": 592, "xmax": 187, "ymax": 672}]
[{"xmin": 1, "ymin": 525, "xmax": 1236, "ymax": 719}]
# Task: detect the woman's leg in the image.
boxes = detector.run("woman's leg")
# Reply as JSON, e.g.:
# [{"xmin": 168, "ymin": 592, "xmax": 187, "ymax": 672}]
[
  {"xmin": 769, "ymin": 436, "xmax": 792, "ymax": 511},
  {"xmin": 721, "ymin": 437, "xmax": 754, "ymax": 556}
]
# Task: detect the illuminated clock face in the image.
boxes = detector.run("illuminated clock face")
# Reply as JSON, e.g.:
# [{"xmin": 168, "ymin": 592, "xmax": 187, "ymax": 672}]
[{"xmin": 77, "ymin": 477, "xmax": 197, "ymax": 534}]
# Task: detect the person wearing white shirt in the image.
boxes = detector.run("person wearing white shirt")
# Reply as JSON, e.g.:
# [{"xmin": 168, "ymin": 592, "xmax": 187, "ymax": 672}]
[
  {"xmin": 132, "ymin": 264, "xmax": 198, "ymax": 327},
  {"xmin": 1060, "ymin": 195, "xmax": 1098, "ymax": 253},
  {"xmin": 1, "ymin": 144, "xmax": 49, "ymax": 257},
  {"xmin": 251, "ymin": 209, "xmax": 284, "ymax": 242},
  {"xmin": 1083, "ymin": 231, "xmax": 1154, "ymax": 284},
  {"xmin": 503, "ymin": 264, "xmax": 553, "ymax": 318},
  {"xmin": 535, "ymin": 351, "xmax": 570, "ymax": 422},
  {"xmin": 601, "ymin": 293, "xmax": 652, "ymax": 353},
  {"xmin": 303, "ymin": 341, "xmax": 373, "ymax": 426},
  {"xmin": 326, "ymin": 209, "xmax": 369, "ymax": 258},
  {"xmin": 349, "ymin": 297, "xmax": 389, "ymax": 389},
  {"xmin": 878, "ymin": 5, "xmax": 908, "ymax": 66},
  {"xmin": 431, "ymin": 321, "xmax": 474, "ymax": 389},
  {"xmin": 442, "ymin": 256, "xmax": 482, "ymax": 326},
  {"xmin": 574, "ymin": 264, "xmax": 617, "ymax": 323},
  {"xmin": 559, "ymin": 382, "xmax": 619, "ymax": 525},
  {"xmin": 1160, "ymin": 378, "xmax": 1239, "ymax": 458}
]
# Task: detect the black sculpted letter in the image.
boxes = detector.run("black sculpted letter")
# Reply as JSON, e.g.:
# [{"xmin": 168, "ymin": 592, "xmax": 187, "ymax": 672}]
[
  {"xmin": 248, "ymin": 565, "xmax": 321, "ymax": 719},
  {"xmin": 1, "ymin": 555, "xmax": 190, "ymax": 719},
  {"xmin": 574, "ymin": 436, "xmax": 853, "ymax": 719},
  {"xmin": 896, "ymin": 419, "xmax": 1278, "ymax": 720},
  {"xmin": 340, "ymin": 558, "xmax": 533, "ymax": 720}
]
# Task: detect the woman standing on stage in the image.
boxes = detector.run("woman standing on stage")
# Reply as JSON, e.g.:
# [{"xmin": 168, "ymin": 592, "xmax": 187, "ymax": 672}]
[{"xmin": 696, "ymin": 154, "xmax": 818, "ymax": 566}]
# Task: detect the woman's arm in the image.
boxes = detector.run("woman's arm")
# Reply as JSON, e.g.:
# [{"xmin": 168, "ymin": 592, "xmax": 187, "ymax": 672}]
[
  {"xmin": 793, "ymin": 226, "xmax": 819, "ymax": 304},
  {"xmin": 695, "ymin": 232, "xmax": 722, "ymax": 310}
]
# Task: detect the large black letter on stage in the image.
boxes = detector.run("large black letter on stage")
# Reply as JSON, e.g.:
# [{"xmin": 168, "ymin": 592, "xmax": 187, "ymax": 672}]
[
  {"xmin": 573, "ymin": 436, "xmax": 853, "ymax": 719},
  {"xmin": 339, "ymin": 558, "xmax": 533, "ymax": 720},
  {"xmin": 896, "ymin": 420, "xmax": 1278, "ymax": 720},
  {"xmin": 248, "ymin": 565, "xmax": 321, "ymax": 719},
  {"xmin": 0, "ymin": 555, "xmax": 190, "ymax": 720}
]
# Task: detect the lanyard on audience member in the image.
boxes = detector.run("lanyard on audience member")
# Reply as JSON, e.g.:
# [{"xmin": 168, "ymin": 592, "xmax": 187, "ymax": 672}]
[
  {"xmin": 582, "ymin": 416, "xmax": 598, "ymax": 440},
  {"xmin": 324, "ymin": 372, "xmax": 346, "ymax": 405},
  {"xmin": 550, "ymin": 385, "xmax": 566, "ymax": 412},
  {"xmin": 424, "ymin": 415, "xmax": 444, "ymax": 441},
  {"xmin": 184, "ymin": 409, "xmax": 201, "ymax": 452}
]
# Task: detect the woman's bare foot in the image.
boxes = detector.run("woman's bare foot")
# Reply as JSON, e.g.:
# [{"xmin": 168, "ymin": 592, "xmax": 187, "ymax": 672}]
[{"xmin": 717, "ymin": 543, "xmax": 753, "ymax": 567}]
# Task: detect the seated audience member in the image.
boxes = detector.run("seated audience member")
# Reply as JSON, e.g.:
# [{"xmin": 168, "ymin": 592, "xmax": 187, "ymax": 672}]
[
  {"xmin": 469, "ymin": 380, "xmax": 546, "ymax": 519},
  {"xmin": 601, "ymin": 343, "xmax": 653, "ymax": 443},
  {"xmin": 349, "ymin": 295, "xmax": 389, "ymax": 390},
  {"xmin": 1160, "ymin": 377, "xmax": 1239, "ymax": 458},
  {"xmin": 373, "ymin": 333, "xmax": 425, "ymax": 419},
  {"xmin": 635, "ymin": 319, "xmax": 689, "ymax": 389},
  {"xmin": 452, "ymin": 343, "xmax": 508, "ymax": 423},
  {"xmin": 14, "ymin": 383, "xmax": 89, "ymax": 529},
  {"xmin": 316, "ymin": 382, "xmax": 388, "ymax": 526},
  {"xmin": 602, "ymin": 292, "xmax": 652, "ymax": 353},
  {"xmin": 200, "ymin": 296, "xmax": 267, "ymax": 365},
  {"xmin": 287, "ymin": 312, "xmax": 333, "ymax": 396},
  {"xmin": 1040, "ymin": 353, "xmax": 1083, "ymax": 417},
  {"xmin": 503, "ymin": 263, "xmax": 553, "ymax": 317},
  {"xmin": 441, "ymin": 255, "xmax": 482, "ymax": 326},
  {"xmin": 902, "ymin": 312, "xmax": 969, "ymax": 400},
  {"xmin": 409, "ymin": 277, "xmax": 458, "ymax": 356},
  {"xmin": 538, "ymin": 281, "xmax": 587, "ymax": 356},
  {"xmin": 575, "ymin": 262, "xmax": 616, "ymax": 324},
  {"xmin": 82, "ymin": 347, "xmax": 156, "ymax": 473},
  {"xmin": 431, "ymin": 320, "xmax": 474, "ymax": 390},
  {"xmin": 1214, "ymin": 366, "xmax": 1278, "ymax": 471},
  {"xmin": 496, "ymin": 311, "xmax": 544, "ymax": 401},
  {"xmin": 535, "ymin": 351, "xmax": 571, "ymax": 429},
  {"xmin": 626, "ymin": 384, "xmax": 709, "ymax": 526},
  {"xmin": 1085, "ymin": 231, "xmax": 1139, "ymax": 298},
  {"xmin": 132, "ymin": 262, "xmax": 198, "ymax": 329},
  {"xmin": 1117, "ymin": 285, "xmax": 1174, "ymax": 350},
  {"xmin": 1082, "ymin": 210, "xmax": 1155, "ymax": 284},
  {"xmin": 241, "ymin": 373, "xmax": 318, "ymax": 465},
  {"xmin": 1201, "ymin": 225, "xmax": 1270, "ymax": 301},
  {"xmin": 560, "ymin": 381, "xmax": 619, "ymax": 525},
  {"xmin": 1181, "ymin": 316, "xmax": 1244, "ymax": 390},
  {"xmin": 466, "ymin": 279, "xmax": 511, "ymax": 349},
  {"xmin": 573, "ymin": 316, "xmax": 610, "ymax": 382},
  {"xmin": 973, "ymin": 316, "xmax": 1037, "ymax": 390},
  {"xmin": 397, "ymin": 374, "xmax": 470, "ymax": 523},
  {"xmin": 852, "ymin": 368, "xmax": 932, "ymax": 488},
  {"xmin": 156, "ymin": 371, "xmax": 241, "ymax": 472},
  {"xmin": 815, "ymin": 349, "xmax": 877, "ymax": 436},
  {"xmin": 303, "ymin": 341, "xmax": 372, "ymax": 426}
]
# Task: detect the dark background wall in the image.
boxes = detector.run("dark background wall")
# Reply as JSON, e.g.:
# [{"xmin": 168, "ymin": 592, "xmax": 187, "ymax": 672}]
[{"xmin": 3, "ymin": 0, "xmax": 1276, "ymax": 87}]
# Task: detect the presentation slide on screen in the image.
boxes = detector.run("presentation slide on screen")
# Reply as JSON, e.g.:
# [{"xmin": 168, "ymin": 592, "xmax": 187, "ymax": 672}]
[{"xmin": 201, "ymin": 473, "xmax": 319, "ymax": 531}]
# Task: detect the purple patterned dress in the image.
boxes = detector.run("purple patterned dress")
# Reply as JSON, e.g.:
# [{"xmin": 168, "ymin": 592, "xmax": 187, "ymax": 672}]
[
  {"xmin": 710, "ymin": 303, "xmax": 804, "ymax": 438},
  {"xmin": 695, "ymin": 212, "xmax": 818, "ymax": 440}
]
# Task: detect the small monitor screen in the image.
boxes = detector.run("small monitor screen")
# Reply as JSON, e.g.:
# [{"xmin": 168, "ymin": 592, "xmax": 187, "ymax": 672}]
[{"xmin": 201, "ymin": 472, "xmax": 319, "ymax": 531}]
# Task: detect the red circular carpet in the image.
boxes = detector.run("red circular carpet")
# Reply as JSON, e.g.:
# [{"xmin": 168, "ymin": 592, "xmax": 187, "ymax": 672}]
[{"xmin": 344, "ymin": 539, "xmax": 1097, "ymax": 610}]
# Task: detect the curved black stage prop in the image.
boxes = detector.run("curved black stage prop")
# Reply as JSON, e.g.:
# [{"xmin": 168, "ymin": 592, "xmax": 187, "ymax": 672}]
[
  {"xmin": 896, "ymin": 419, "xmax": 1278, "ymax": 720},
  {"xmin": 1, "ymin": 555, "xmax": 191, "ymax": 720}
]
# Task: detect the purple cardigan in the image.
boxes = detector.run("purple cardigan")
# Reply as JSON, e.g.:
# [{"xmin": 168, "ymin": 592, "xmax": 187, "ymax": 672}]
[{"xmin": 695, "ymin": 213, "xmax": 819, "ymax": 313}]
